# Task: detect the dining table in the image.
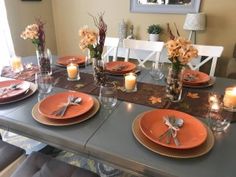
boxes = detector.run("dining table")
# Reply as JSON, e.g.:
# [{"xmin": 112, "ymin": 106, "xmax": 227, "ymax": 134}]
[{"xmin": 0, "ymin": 56, "xmax": 236, "ymax": 177}]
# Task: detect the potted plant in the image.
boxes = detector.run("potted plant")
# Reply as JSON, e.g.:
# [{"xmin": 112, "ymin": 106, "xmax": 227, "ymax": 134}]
[{"xmin": 147, "ymin": 24, "xmax": 162, "ymax": 41}]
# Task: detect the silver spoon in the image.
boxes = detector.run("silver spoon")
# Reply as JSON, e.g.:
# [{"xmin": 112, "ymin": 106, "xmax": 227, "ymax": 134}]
[
  {"xmin": 170, "ymin": 117, "xmax": 184, "ymax": 146},
  {"xmin": 74, "ymin": 97, "xmax": 82, "ymax": 104}
]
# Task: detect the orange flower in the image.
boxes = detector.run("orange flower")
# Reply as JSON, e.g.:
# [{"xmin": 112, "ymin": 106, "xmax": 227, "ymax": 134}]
[
  {"xmin": 187, "ymin": 92, "xmax": 200, "ymax": 99},
  {"xmin": 166, "ymin": 37, "xmax": 198, "ymax": 66},
  {"xmin": 149, "ymin": 96, "xmax": 162, "ymax": 104}
]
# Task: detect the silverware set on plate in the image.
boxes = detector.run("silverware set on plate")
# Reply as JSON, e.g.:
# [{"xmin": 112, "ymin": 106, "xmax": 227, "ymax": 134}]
[
  {"xmin": 158, "ymin": 116, "xmax": 184, "ymax": 146},
  {"xmin": 0, "ymin": 83, "xmax": 22, "ymax": 97},
  {"xmin": 51, "ymin": 95, "xmax": 82, "ymax": 117}
]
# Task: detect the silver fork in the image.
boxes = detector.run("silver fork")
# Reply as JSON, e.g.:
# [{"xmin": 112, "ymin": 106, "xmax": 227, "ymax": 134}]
[
  {"xmin": 0, "ymin": 83, "xmax": 21, "ymax": 97},
  {"xmin": 57, "ymin": 95, "xmax": 74, "ymax": 117}
]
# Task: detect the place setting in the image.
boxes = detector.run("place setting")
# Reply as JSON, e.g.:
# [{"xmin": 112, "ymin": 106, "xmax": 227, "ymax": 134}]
[
  {"xmin": 105, "ymin": 61, "xmax": 138, "ymax": 76},
  {"xmin": 56, "ymin": 56, "xmax": 86, "ymax": 68},
  {"xmin": 132, "ymin": 109, "xmax": 215, "ymax": 158},
  {"xmin": 32, "ymin": 91, "xmax": 100, "ymax": 126},
  {"xmin": 0, "ymin": 78, "xmax": 37, "ymax": 105},
  {"xmin": 183, "ymin": 69, "xmax": 215, "ymax": 88}
]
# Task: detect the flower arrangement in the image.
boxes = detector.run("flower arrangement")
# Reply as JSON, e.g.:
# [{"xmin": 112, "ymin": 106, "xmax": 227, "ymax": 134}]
[
  {"xmin": 165, "ymin": 23, "xmax": 198, "ymax": 102},
  {"xmin": 21, "ymin": 19, "xmax": 51, "ymax": 75},
  {"xmin": 21, "ymin": 19, "xmax": 46, "ymax": 52},
  {"xmin": 79, "ymin": 13, "xmax": 107, "ymax": 60},
  {"xmin": 166, "ymin": 23, "xmax": 198, "ymax": 72}
]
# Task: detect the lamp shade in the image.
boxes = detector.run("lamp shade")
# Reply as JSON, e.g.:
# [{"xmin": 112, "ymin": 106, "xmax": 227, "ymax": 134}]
[{"xmin": 183, "ymin": 13, "xmax": 206, "ymax": 31}]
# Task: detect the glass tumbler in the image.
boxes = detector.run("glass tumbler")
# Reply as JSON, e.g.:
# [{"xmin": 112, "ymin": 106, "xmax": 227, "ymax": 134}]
[
  {"xmin": 208, "ymin": 95, "xmax": 231, "ymax": 133},
  {"xmin": 150, "ymin": 61, "xmax": 164, "ymax": 80},
  {"xmin": 99, "ymin": 82, "xmax": 117, "ymax": 109},
  {"xmin": 35, "ymin": 73, "xmax": 53, "ymax": 93}
]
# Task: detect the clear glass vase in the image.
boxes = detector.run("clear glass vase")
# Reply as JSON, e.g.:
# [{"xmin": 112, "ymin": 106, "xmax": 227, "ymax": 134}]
[
  {"xmin": 166, "ymin": 66, "xmax": 184, "ymax": 102},
  {"xmin": 36, "ymin": 48, "xmax": 52, "ymax": 75},
  {"xmin": 92, "ymin": 58, "xmax": 107, "ymax": 86}
]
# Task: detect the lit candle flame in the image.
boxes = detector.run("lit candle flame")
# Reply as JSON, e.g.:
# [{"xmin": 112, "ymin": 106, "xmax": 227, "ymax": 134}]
[
  {"xmin": 211, "ymin": 102, "xmax": 220, "ymax": 111},
  {"xmin": 209, "ymin": 95, "xmax": 218, "ymax": 103},
  {"xmin": 232, "ymin": 87, "xmax": 236, "ymax": 95}
]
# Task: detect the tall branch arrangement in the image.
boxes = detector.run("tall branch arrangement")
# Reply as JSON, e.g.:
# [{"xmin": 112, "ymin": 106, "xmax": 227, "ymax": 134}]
[{"xmin": 79, "ymin": 13, "xmax": 107, "ymax": 60}]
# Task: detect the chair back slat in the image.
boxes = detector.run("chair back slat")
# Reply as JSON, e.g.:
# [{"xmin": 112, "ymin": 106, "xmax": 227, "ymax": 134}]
[
  {"xmin": 188, "ymin": 45, "xmax": 224, "ymax": 76},
  {"xmin": 123, "ymin": 39, "xmax": 164, "ymax": 67}
]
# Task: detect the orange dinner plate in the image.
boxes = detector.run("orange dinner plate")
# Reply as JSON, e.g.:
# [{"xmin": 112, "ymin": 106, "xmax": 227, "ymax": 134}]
[
  {"xmin": 139, "ymin": 109, "xmax": 207, "ymax": 149},
  {"xmin": 57, "ymin": 56, "xmax": 86, "ymax": 66},
  {"xmin": 105, "ymin": 61, "xmax": 136, "ymax": 74},
  {"xmin": 183, "ymin": 69, "xmax": 210, "ymax": 85},
  {"xmin": 38, "ymin": 91, "xmax": 94, "ymax": 119},
  {"xmin": 0, "ymin": 80, "xmax": 30, "ymax": 101}
]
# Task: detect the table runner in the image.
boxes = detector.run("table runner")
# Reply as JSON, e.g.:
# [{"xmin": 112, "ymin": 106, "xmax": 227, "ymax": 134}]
[
  {"xmin": 2, "ymin": 67, "xmax": 235, "ymax": 122},
  {"xmin": 52, "ymin": 71, "xmax": 235, "ymax": 122}
]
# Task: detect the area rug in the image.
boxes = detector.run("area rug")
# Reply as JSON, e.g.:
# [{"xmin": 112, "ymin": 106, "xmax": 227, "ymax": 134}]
[{"xmin": 0, "ymin": 130, "xmax": 139, "ymax": 177}]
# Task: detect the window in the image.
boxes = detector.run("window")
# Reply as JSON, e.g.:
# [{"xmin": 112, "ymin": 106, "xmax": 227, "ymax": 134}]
[{"xmin": 0, "ymin": 0, "xmax": 15, "ymax": 70}]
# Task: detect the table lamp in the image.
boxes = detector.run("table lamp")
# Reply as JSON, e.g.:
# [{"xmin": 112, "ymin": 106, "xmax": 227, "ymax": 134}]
[{"xmin": 183, "ymin": 12, "xmax": 206, "ymax": 44}]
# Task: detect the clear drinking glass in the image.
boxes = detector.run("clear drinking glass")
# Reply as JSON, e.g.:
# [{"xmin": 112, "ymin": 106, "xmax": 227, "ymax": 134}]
[
  {"xmin": 208, "ymin": 94, "xmax": 231, "ymax": 133},
  {"xmin": 35, "ymin": 73, "xmax": 53, "ymax": 93},
  {"xmin": 150, "ymin": 61, "xmax": 164, "ymax": 80},
  {"xmin": 99, "ymin": 82, "xmax": 117, "ymax": 109}
]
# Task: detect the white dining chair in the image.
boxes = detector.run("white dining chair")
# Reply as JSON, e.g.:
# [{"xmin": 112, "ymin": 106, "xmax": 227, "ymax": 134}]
[
  {"xmin": 188, "ymin": 45, "xmax": 224, "ymax": 76},
  {"xmin": 102, "ymin": 37, "xmax": 120, "ymax": 62},
  {"xmin": 123, "ymin": 39, "xmax": 164, "ymax": 67}
]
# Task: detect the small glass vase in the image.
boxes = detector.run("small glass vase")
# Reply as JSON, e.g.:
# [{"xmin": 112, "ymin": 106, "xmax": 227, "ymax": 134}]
[
  {"xmin": 92, "ymin": 58, "xmax": 107, "ymax": 86},
  {"xmin": 36, "ymin": 48, "xmax": 52, "ymax": 75},
  {"xmin": 166, "ymin": 65, "xmax": 184, "ymax": 102}
]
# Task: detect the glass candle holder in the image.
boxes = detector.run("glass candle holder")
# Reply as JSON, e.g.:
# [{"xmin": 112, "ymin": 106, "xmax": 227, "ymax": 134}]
[
  {"xmin": 124, "ymin": 73, "xmax": 137, "ymax": 92},
  {"xmin": 208, "ymin": 94, "xmax": 231, "ymax": 133},
  {"xmin": 223, "ymin": 87, "xmax": 236, "ymax": 112},
  {"xmin": 66, "ymin": 63, "xmax": 80, "ymax": 81},
  {"xmin": 10, "ymin": 56, "xmax": 23, "ymax": 73}
]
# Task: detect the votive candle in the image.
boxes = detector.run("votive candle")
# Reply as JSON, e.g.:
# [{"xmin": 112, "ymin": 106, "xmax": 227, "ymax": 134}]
[
  {"xmin": 67, "ymin": 63, "xmax": 78, "ymax": 80},
  {"xmin": 209, "ymin": 95, "xmax": 218, "ymax": 103},
  {"xmin": 11, "ymin": 56, "xmax": 23, "ymax": 73},
  {"xmin": 125, "ymin": 73, "xmax": 137, "ymax": 92},
  {"xmin": 223, "ymin": 87, "xmax": 236, "ymax": 108}
]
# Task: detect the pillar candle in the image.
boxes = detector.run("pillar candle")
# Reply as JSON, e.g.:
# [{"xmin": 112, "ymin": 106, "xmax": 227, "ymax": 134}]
[
  {"xmin": 11, "ymin": 56, "xmax": 23, "ymax": 72},
  {"xmin": 125, "ymin": 73, "xmax": 137, "ymax": 91},
  {"xmin": 67, "ymin": 63, "xmax": 78, "ymax": 79},
  {"xmin": 223, "ymin": 87, "xmax": 236, "ymax": 108}
]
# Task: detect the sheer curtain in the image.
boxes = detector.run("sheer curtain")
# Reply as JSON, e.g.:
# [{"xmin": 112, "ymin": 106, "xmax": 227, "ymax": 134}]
[{"xmin": 0, "ymin": 0, "xmax": 15, "ymax": 70}]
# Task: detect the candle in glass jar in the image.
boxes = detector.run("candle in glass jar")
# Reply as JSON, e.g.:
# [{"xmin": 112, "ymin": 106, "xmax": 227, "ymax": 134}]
[
  {"xmin": 67, "ymin": 63, "xmax": 78, "ymax": 79},
  {"xmin": 125, "ymin": 73, "xmax": 137, "ymax": 91},
  {"xmin": 211, "ymin": 102, "xmax": 220, "ymax": 112},
  {"xmin": 223, "ymin": 87, "xmax": 236, "ymax": 108},
  {"xmin": 209, "ymin": 95, "xmax": 218, "ymax": 103},
  {"xmin": 11, "ymin": 56, "xmax": 23, "ymax": 72}
]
